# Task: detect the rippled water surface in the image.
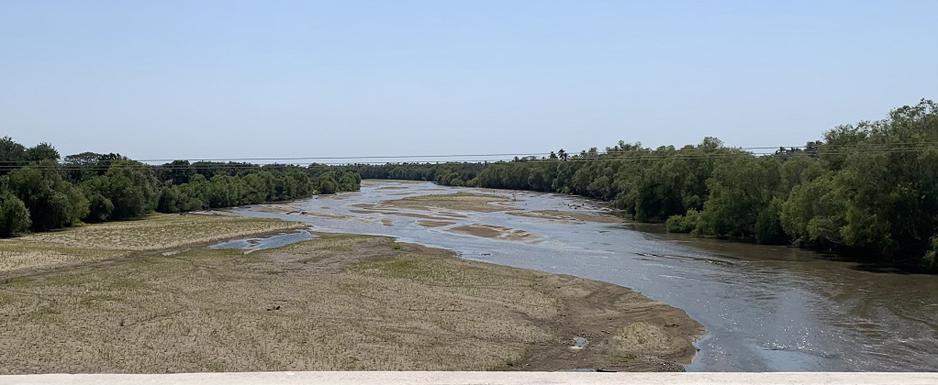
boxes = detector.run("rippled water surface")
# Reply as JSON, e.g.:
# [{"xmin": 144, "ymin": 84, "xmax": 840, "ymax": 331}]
[
  {"xmin": 209, "ymin": 231, "xmax": 316, "ymax": 251},
  {"xmin": 233, "ymin": 180, "xmax": 938, "ymax": 372}
]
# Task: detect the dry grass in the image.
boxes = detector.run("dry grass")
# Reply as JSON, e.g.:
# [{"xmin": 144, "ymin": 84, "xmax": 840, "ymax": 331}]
[
  {"xmin": 0, "ymin": 233, "xmax": 702, "ymax": 373},
  {"xmin": 0, "ymin": 245, "xmax": 126, "ymax": 275},
  {"xmin": 0, "ymin": 214, "xmax": 305, "ymax": 275},
  {"xmin": 0, "ymin": 236, "xmax": 555, "ymax": 373},
  {"xmin": 0, "ymin": 212, "xmax": 701, "ymax": 373},
  {"xmin": 613, "ymin": 322, "xmax": 685, "ymax": 356},
  {"xmin": 13, "ymin": 214, "xmax": 305, "ymax": 252}
]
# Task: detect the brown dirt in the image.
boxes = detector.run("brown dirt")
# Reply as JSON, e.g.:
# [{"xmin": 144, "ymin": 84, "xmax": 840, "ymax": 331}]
[
  {"xmin": 416, "ymin": 220, "xmax": 455, "ymax": 228},
  {"xmin": 349, "ymin": 209, "xmax": 456, "ymax": 221},
  {"xmin": 378, "ymin": 192, "xmax": 513, "ymax": 213},
  {"xmin": 253, "ymin": 203, "xmax": 355, "ymax": 221},
  {"xmin": 253, "ymin": 204, "xmax": 303, "ymax": 214},
  {"xmin": 508, "ymin": 210, "xmax": 622, "ymax": 224},
  {"xmin": 435, "ymin": 211, "xmax": 468, "ymax": 218},
  {"xmin": 350, "ymin": 204, "xmax": 393, "ymax": 211},
  {"xmin": 377, "ymin": 186, "xmax": 409, "ymax": 190},
  {"xmin": 301, "ymin": 212, "xmax": 355, "ymax": 220},
  {"xmin": 519, "ymin": 273, "xmax": 703, "ymax": 371},
  {"xmin": 447, "ymin": 224, "xmax": 541, "ymax": 242}
]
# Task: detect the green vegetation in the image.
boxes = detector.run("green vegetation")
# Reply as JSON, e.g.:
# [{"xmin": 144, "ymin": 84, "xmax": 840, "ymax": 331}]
[
  {"xmin": 0, "ymin": 138, "xmax": 361, "ymax": 237},
  {"xmin": 353, "ymin": 162, "xmax": 487, "ymax": 186},
  {"xmin": 358, "ymin": 100, "xmax": 938, "ymax": 270}
]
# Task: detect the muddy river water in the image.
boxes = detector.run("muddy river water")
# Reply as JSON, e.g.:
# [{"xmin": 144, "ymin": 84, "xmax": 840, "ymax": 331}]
[{"xmin": 233, "ymin": 180, "xmax": 938, "ymax": 372}]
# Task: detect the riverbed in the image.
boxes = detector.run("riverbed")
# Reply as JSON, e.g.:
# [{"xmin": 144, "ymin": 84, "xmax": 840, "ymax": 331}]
[{"xmin": 232, "ymin": 180, "xmax": 938, "ymax": 372}]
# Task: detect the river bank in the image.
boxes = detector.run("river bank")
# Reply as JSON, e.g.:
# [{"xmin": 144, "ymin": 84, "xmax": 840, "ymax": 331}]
[
  {"xmin": 0, "ymin": 214, "xmax": 702, "ymax": 373},
  {"xmin": 230, "ymin": 180, "xmax": 938, "ymax": 371}
]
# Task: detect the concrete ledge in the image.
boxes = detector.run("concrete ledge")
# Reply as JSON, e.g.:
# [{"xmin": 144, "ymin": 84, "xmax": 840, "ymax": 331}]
[{"xmin": 1, "ymin": 372, "xmax": 936, "ymax": 385}]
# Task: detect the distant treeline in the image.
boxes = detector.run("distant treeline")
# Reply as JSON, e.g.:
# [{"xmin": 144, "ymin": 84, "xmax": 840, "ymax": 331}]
[
  {"xmin": 0, "ymin": 142, "xmax": 360, "ymax": 237},
  {"xmin": 353, "ymin": 163, "xmax": 487, "ymax": 186},
  {"xmin": 354, "ymin": 100, "xmax": 938, "ymax": 271}
]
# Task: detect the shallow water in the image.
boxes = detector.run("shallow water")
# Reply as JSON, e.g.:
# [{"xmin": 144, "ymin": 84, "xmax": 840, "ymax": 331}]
[
  {"xmin": 232, "ymin": 180, "xmax": 938, "ymax": 372},
  {"xmin": 209, "ymin": 230, "xmax": 316, "ymax": 251}
]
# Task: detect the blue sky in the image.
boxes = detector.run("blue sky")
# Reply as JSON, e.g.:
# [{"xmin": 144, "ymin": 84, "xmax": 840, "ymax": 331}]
[{"xmin": 1, "ymin": 0, "xmax": 936, "ymax": 161}]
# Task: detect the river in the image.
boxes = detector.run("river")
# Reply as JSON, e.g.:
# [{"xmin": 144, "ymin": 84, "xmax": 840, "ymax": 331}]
[{"xmin": 232, "ymin": 180, "xmax": 938, "ymax": 372}]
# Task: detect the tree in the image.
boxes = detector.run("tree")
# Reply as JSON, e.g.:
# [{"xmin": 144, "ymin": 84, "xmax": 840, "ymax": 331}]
[
  {"xmin": 0, "ymin": 137, "xmax": 27, "ymax": 176},
  {"xmin": 162, "ymin": 160, "xmax": 194, "ymax": 185},
  {"xmin": 84, "ymin": 192, "xmax": 115, "ymax": 222},
  {"xmin": 26, "ymin": 143, "xmax": 60, "ymax": 162},
  {"xmin": 0, "ymin": 191, "xmax": 31, "ymax": 236},
  {"xmin": 696, "ymin": 156, "xmax": 782, "ymax": 240},
  {"xmin": 318, "ymin": 176, "xmax": 337, "ymax": 194},
  {"xmin": 5, "ymin": 160, "xmax": 88, "ymax": 231},
  {"xmin": 62, "ymin": 152, "xmax": 125, "ymax": 182},
  {"xmin": 91, "ymin": 161, "xmax": 159, "ymax": 220}
]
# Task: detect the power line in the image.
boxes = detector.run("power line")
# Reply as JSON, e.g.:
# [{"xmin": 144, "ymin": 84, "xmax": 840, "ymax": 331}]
[
  {"xmin": 3, "ymin": 141, "xmax": 938, "ymax": 165},
  {"xmin": 1, "ymin": 146, "xmax": 935, "ymax": 171}
]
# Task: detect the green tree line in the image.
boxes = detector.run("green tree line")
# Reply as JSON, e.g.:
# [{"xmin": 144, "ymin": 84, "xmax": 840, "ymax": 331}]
[
  {"xmin": 0, "ymin": 139, "xmax": 361, "ymax": 237},
  {"xmin": 352, "ymin": 162, "xmax": 487, "ymax": 186},
  {"xmin": 355, "ymin": 100, "xmax": 938, "ymax": 271}
]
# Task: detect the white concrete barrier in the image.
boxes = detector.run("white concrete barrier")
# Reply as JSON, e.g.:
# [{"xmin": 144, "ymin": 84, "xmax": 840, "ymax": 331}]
[{"xmin": 1, "ymin": 372, "xmax": 936, "ymax": 385}]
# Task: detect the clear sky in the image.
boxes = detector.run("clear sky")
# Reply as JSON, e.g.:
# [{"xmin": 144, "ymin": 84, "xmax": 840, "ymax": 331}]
[{"xmin": 1, "ymin": 0, "xmax": 936, "ymax": 162}]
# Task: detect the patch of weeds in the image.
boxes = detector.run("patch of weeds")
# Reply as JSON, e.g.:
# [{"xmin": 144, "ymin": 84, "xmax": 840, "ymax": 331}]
[
  {"xmin": 500, "ymin": 346, "xmax": 532, "ymax": 369},
  {"xmin": 614, "ymin": 353, "xmax": 638, "ymax": 362},
  {"xmin": 384, "ymin": 259, "xmax": 418, "ymax": 275}
]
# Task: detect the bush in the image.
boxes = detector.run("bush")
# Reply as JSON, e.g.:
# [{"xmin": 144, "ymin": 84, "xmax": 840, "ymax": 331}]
[
  {"xmin": 318, "ymin": 177, "xmax": 337, "ymax": 194},
  {"xmin": 0, "ymin": 192, "xmax": 31, "ymax": 236},
  {"xmin": 6, "ymin": 161, "xmax": 87, "ymax": 231},
  {"xmin": 665, "ymin": 209, "xmax": 699, "ymax": 233},
  {"xmin": 925, "ymin": 236, "xmax": 938, "ymax": 272},
  {"xmin": 85, "ymin": 193, "xmax": 115, "ymax": 222}
]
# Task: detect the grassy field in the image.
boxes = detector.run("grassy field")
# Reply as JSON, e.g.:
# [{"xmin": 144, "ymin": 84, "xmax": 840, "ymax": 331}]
[
  {"xmin": 0, "ymin": 214, "xmax": 305, "ymax": 275},
  {"xmin": 0, "ymin": 215, "xmax": 703, "ymax": 373}
]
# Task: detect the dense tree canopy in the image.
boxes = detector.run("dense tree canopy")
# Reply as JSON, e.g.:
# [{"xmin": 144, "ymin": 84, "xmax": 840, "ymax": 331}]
[
  {"xmin": 0, "ymin": 142, "xmax": 361, "ymax": 237},
  {"xmin": 355, "ymin": 100, "xmax": 938, "ymax": 271},
  {"xmin": 4, "ymin": 160, "xmax": 88, "ymax": 231}
]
